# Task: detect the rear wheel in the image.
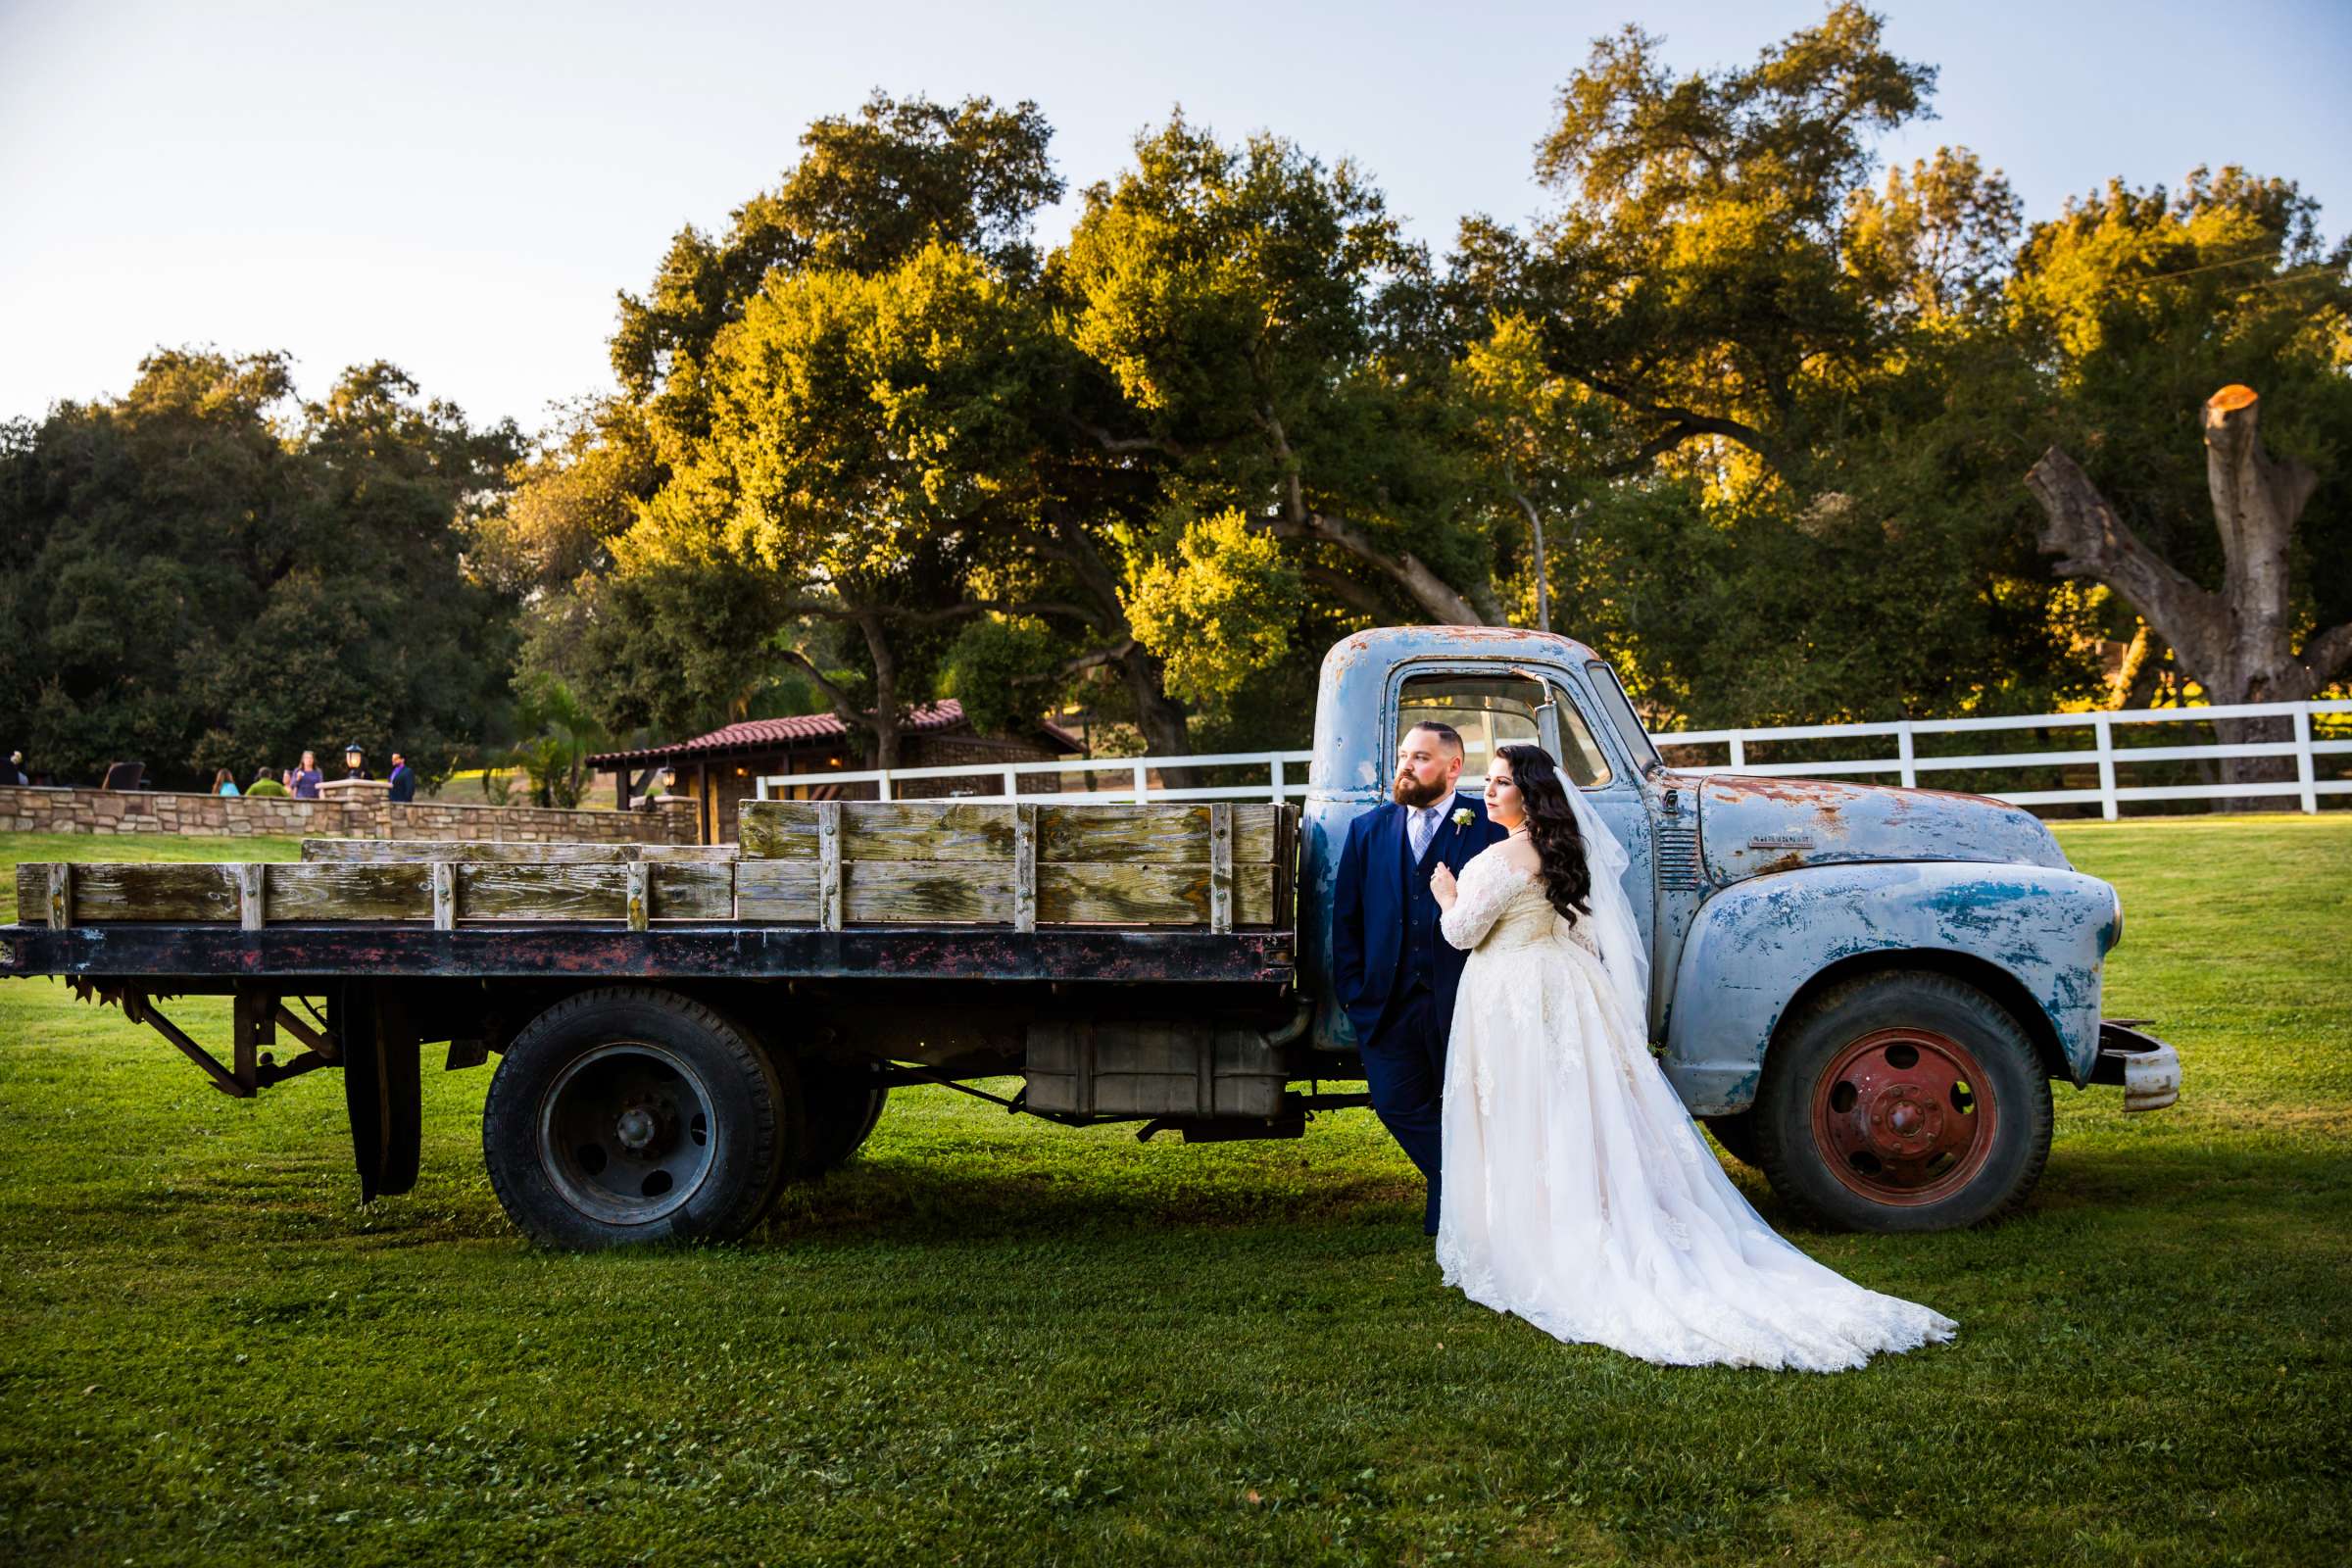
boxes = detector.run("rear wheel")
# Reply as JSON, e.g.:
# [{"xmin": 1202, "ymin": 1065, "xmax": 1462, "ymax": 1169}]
[
  {"xmin": 793, "ymin": 1058, "xmax": 889, "ymax": 1179},
  {"xmin": 1753, "ymin": 972, "xmax": 2051, "ymax": 1232},
  {"xmin": 482, "ymin": 988, "xmax": 799, "ymax": 1249}
]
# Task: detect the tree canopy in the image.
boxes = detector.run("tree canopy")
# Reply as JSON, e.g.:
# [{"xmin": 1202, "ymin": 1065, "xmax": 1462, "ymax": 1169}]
[
  {"xmin": 11, "ymin": 14, "xmax": 2345, "ymax": 789},
  {"xmin": 0, "ymin": 352, "xmax": 519, "ymax": 788}
]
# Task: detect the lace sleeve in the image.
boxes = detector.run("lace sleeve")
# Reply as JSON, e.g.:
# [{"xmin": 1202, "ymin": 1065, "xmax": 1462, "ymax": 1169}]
[{"xmin": 1441, "ymin": 852, "xmax": 1522, "ymax": 952}]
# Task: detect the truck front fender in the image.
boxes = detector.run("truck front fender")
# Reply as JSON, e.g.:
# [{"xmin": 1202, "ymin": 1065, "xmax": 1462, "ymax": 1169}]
[{"xmin": 1661, "ymin": 861, "xmax": 2119, "ymax": 1115}]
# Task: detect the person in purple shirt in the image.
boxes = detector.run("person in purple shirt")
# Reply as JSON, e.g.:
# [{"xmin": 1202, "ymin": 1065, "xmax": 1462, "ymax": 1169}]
[{"xmin": 291, "ymin": 750, "xmax": 323, "ymax": 799}]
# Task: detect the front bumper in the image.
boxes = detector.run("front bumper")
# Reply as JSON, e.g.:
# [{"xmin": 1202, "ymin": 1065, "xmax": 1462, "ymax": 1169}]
[{"xmin": 2090, "ymin": 1020, "xmax": 2180, "ymax": 1112}]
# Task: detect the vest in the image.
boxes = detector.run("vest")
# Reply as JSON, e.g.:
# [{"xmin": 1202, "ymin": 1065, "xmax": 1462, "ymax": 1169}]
[{"xmin": 1400, "ymin": 811, "xmax": 1446, "ymax": 995}]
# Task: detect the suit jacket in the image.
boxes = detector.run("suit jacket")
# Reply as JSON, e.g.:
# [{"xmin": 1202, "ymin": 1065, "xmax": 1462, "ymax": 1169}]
[{"xmin": 1331, "ymin": 794, "xmax": 1509, "ymax": 1045}]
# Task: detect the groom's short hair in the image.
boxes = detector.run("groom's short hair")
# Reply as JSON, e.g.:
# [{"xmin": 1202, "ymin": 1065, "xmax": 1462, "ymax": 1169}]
[{"xmin": 1405, "ymin": 720, "xmax": 1463, "ymax": 756}]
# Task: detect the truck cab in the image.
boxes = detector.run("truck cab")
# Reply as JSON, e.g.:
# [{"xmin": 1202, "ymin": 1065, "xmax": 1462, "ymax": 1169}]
[{"xmin": 1298, "ymin": 626, "xmax": 2178, "ymax": 1231}]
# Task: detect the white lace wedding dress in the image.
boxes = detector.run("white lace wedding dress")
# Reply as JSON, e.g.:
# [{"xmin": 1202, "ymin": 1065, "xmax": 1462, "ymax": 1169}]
[{"xmin": 1435, "ymin": 847, "xmax": 1957, "ymax": 1371}]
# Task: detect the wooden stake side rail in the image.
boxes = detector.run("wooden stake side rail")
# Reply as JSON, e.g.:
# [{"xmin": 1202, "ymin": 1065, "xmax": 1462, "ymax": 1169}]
[
  {"xmin": 14, "ymin": 802, "xmax": 1299, "ymax": 933},
  {"xmin": 0, "ymin": 924, "xmax": 1299, "ymax": 986},
  {"xmin": 301, "ymin": 840, "xmax": 734, "ymax": 863}
]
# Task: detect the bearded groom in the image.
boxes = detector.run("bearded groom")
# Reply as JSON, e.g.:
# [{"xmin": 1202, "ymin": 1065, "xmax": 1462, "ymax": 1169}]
[{"xmin": 1330, "ymin": 720, "xmax": 1509, "ymax": 1235}]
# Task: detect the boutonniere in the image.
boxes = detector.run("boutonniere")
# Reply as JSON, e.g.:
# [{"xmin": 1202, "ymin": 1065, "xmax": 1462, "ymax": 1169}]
[{"xmin": 1450, "ymin": 808, "xmax": 1475, "ymax": 829}]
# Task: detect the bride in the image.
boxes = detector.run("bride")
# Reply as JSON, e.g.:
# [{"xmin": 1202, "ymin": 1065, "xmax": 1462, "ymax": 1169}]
[{"xmin": 1428, "ymin": 744, "xmax": 1956, "ymax": 1371}]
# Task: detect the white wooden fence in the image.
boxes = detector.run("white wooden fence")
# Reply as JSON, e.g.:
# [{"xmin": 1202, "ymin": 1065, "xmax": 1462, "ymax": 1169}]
[
  {"xmin": 1657, "ymin": 699, "xmax": 2352, "ymax": 818},
  {"xmin": 758, "ymin": 749, "xmax": 1317, "ymax": 804},
  {"xmin": 756, "ymin": 700, "xmax": 2351, "ymax": 818}
]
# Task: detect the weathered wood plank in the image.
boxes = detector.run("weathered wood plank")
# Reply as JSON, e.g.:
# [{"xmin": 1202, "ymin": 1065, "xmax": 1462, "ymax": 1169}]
[
  {"xmin": 736, "ymin": 806, "xmax": 817, "ymax": 860},
  {"xmin": 738, "ymin": 801, "xmax": 1017, "ymax": 861},
  {"xmin": 302, "ymin": 839, "xmax": 733, "ymax": 864},
  {"xmin": 650, "ymin": 861, "xmax": 735, "ymax": 921},
  {"xmin": 844, "ymin": 861, "xmax": 1014, "ymax": 924},
  {"xmin": 264, "ymin": 864, "xmax": 433, "ymax": 922},
  {"xmin": 431, "ymin": 863, "xmax": 456, "ymax": 930},
  {"xmin": 1038, "ymin": 863, "xmax": 1277, "ymax": 926},
  {"xmin": 1036, "ymin": 804, "xmax": 1279, "ymax": 864},
  {"xmin": 456, "ymin": 864, "xmax": 628, "ymax": 922},
  {"xmin": 236, "ymin": 862, "xmax": 265, "ymax": 930},
  {"xmin": 735, "ymin": 860, "xmax": 817, "ymax": 922},
  {"xmin": 739, "ymin": 801, "xmax": 1282, "ymax": 863},
  {"xmin": 626, "ymin": 861, "xmax": 649, "ymax": 931},
  {"xmin": 1012, "ymin": 803, "xmax": 1037, "ymax": 934},
  {"xmin": 20, "ymin": 862, "xmax": 237, "ymax": 923}
]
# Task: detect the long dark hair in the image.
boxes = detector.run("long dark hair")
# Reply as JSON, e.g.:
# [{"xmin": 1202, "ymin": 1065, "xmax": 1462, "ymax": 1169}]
[{"xmin": 1496, "ymin": 744, "xmax": 1591, "ymax": 926}]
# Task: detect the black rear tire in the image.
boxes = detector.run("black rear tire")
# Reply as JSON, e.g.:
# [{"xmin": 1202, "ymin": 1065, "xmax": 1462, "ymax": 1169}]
[
  {"xmin": 482, "ymin": 988, "xmax": 799, "ymax": 1250},
  {"xmin": 793, "ymin": 1058, "xmax": 889, "ymax": 1180},
  {"xmin": 1752, "ymin": 971, "xmax": 2052, "ymax": 1233}
]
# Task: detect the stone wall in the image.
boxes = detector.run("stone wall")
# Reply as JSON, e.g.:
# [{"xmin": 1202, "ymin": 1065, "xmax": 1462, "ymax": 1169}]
[{"xmin": 0, "ymin": 784, "xmax": 700, "ymax": 845}]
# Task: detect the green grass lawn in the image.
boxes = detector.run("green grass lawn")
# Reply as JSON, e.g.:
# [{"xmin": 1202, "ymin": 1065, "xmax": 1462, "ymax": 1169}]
[{"xmin": 0, "ymin": 819, "xmax": 2346, "ymax": 1566}]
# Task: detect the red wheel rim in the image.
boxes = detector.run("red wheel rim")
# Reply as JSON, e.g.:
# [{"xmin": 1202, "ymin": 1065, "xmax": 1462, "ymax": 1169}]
[{"xmin": 1809, "ymin": 1027, "xmax": 1995, "ymax": 1206}]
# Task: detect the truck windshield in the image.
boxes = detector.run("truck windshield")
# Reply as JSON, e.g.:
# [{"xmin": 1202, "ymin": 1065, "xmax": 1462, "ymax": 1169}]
[
  {"xmin": 1585, "ymin": 660, "xmax": 1663, "ymax": 773},
  {"xmin": 1398, "ymin": 672, "xmax": 1611, "ymax": 787}
]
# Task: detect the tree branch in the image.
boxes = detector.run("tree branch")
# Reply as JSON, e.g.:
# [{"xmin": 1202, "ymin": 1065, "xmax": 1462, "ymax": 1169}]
[
  {"xmin": 2025, "ymin": 445, "xmax": 2228, "ymax": 674},
  {"xmin": 1057, "ymin": 638, "xmax": 1138, "ymax": 678},
  {"xmin": 1255, "ymin": 403, "xmax": 1486, "ymax": 625},
  {"xmin": 1065, "ymin": 415, "xmax": 1189, "ymax": 459},
  {"xmin": 2301, "ymin": 621, "xmax": 2352, "ymax": 690},
  {"xmin": 777, "ymin": 595, "xmax": 1099, "ymax": 627},
  {"xmin": 776, "ymin": 648, "xmax": 876, "ymax": 737},
  {"xmin": 1569, "ymin": 370, "xmax": 1785, "ymax": 473},
  {"xmin": 1302, "ymin": 564, "xmax": 1392, "ymax": 620}
]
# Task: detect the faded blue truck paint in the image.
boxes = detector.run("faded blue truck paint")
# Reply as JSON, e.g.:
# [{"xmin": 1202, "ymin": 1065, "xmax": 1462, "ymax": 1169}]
[
  {"xmin": 1660, "ymin": 861, "xmax": 2118, "ymax": 1114},
  {"xmin": 1298, "ymin": 626, "xmax": 2125, "ymax": 1111}
]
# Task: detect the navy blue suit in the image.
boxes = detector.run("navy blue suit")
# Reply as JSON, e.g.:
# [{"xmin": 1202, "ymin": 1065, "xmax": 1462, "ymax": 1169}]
[{"xmin": 1331, "ymin": 795, "xmax": 1509, "ymax": 1233}]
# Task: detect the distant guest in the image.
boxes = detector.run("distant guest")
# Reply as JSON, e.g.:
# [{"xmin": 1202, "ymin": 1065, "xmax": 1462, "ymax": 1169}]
[
  {"xmin": 291, "ymin": 752, "xmax": 323, "ymax": 799},
  {"xmin": 6, "ymin": 750, "xmax": 25, "ymax": 786},
  {"xmin": 246, "ymin": 767, "xmax": 289, "ymax": 799},
  {"xmin": 386, "ymin": 752, "xmax": 416, "ymax": 803},
  {"xmin": 214, "ymin": 767, "xmax": 239, "ymax": 797}
]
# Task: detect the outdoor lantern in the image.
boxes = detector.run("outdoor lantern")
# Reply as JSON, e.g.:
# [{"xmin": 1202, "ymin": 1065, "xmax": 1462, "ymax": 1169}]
[{"xmin": 345, "ymin": 744, "xmax": 364, "ymax": 767}]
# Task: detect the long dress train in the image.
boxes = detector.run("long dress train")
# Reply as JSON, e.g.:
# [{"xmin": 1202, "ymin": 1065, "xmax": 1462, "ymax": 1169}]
[{"xmin": 1435, "ymin": 849, "xmax": 1957, "ymax": 1372}]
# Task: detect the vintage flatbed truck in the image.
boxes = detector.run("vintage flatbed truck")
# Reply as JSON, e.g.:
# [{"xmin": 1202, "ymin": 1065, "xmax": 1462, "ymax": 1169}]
[{"xmin": 2, "ymin": 626, "xmax": 2179, "ymax": 1248}]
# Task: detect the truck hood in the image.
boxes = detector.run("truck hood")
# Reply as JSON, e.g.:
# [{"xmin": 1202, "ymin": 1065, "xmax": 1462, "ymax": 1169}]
[{"xmin": 1695, "ymin": 773, "xmax": 2069, "ymax": 884}]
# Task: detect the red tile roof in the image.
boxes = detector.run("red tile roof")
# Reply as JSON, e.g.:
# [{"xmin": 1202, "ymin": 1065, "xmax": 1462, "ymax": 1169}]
[{"xmin": 588, "ymin": 701, "xmax": 1079, "ymax": 766}]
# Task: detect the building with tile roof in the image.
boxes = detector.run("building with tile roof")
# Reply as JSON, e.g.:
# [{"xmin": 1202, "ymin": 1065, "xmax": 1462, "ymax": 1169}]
[{"xmin": 587, "ymin": 701, "xmax": 1082, "ymax": 843}]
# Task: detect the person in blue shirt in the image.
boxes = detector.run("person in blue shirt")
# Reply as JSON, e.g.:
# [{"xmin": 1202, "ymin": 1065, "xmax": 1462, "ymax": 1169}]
[{"xmin": 291, "ymin": 751, "xmax": 323, "ymax": 799}]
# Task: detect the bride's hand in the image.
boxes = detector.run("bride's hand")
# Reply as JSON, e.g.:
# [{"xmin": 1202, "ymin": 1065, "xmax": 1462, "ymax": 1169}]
[{"xmin": 1430, "ymin": 861, "xmax": 1457, "ymax": 907}]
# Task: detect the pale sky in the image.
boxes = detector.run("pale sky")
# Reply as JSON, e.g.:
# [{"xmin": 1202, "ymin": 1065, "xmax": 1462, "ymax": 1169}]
[{"xmin": 4, "ymin": 0, "xmax": 2347, "ymax": 435}]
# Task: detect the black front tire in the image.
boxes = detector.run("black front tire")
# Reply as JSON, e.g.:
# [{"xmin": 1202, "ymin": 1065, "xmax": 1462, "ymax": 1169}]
[
  {"xmin": 1752, "ymin": 971, "xmax": 2052, "ymax": 1233},
  {"xmin": 1701, "ymin": 1111, "xmax": 1762, "ymax": 1167},
  {"xmin": 482, "ymin": 988, "xmax": 800, "ymax": 1250}
]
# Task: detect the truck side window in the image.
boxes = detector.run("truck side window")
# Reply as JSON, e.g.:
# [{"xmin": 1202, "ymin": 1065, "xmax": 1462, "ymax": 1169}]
[{"xmin": 1398, "ymin": 673, "xmax": 1612, "ymax": 788}]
